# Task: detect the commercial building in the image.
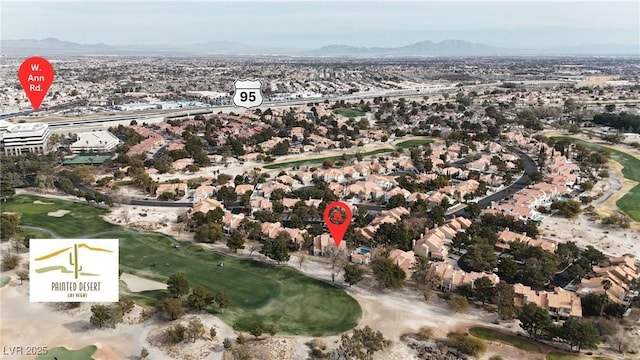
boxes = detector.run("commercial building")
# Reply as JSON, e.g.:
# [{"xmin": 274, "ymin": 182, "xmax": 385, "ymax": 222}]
[
  {"xmin": 70, "ymin": 131, "xmax": 120, "ymax": 153},
  {"xmin": 0, "ymin": 122, "xmax": 51, "ymax": 156}
]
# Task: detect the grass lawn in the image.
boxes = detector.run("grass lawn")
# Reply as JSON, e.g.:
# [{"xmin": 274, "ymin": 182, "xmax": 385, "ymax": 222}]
[
  {"xmin": 546, "ymin": 351, "xmax": 612, "ymax": 360},
  {"xmin": 395, "ymin": 138, "xmax": 433, "ymax": 149},
  {"xmin": 263, "ymin": 148, "xmax": 393, "ymax": 170},
  {"xmin": 0, "ymin": 276, "xmax": 10, "ymax": 288},
  {"xmin": 469, "ymin": 326, "xmax": 542, "ymax": 353},
  {"xmin": 36, "ymin": 345, "xmax": 97, "ymax": 360},
  {"xmin": 1, "ymin": 195, "xmax": 361, "ymax": 336},
  {"xmin": 551, "ymin": 137, "xmax": 640, "ymax": 221},
  {"xmin": 333, "ymin": 108, "xmax": 365, "ymax": 118}
]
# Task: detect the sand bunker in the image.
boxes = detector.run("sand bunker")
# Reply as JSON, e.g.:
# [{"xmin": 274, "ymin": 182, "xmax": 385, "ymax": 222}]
[
  {"xmin": 120, "ymin": 272, "xmax": 167, "ymax": 292},
  {"xmin": 34, "ymin": 200, "xmax": 54, "ymax": 205},
  {"xmin": 47, "ymin": 209, "xmax": 70, "ymax": 217}
]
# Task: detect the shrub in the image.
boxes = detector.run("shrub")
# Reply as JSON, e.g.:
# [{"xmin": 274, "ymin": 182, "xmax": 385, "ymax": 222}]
[
  {"xmin": 1, "ymin": 254, "xmax": 20, "ymax": 270},
  {"xmin": 416, "ymin": 326, "xmax": 434, "ymax": 341},
  {"xmin": 164, "ymin": 324, "xmax": 186, "ymax": 344},
  {"xmin": 450, "ymin": 295, "xmax": 470, "ymax": 313},
  {"xmin": 447, "ymin": 332, "xmax": 487, "ymax": 357}
]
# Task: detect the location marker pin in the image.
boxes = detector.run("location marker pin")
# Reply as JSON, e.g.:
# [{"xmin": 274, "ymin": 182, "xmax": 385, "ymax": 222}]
[
  {"xmin": 18, "ymin": 56, "xmax": 55, "ymax": 111},
  {"xmin": 323, "ymin": 201, "xmax": 352, "ymax": 247}
]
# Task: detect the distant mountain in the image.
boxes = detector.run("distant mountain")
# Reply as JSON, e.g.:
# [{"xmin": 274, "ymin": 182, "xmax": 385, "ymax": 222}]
[
  {"xmin": 1, "ymin": 38, "xmax": 637, "ymax": 57},
  {"xmin": 308, "ymin": 40, "xmax": 517, "ymax": 56},
  {"xmin": 1, "ymin": 37, "xmax": 117, "ymax": 55}
]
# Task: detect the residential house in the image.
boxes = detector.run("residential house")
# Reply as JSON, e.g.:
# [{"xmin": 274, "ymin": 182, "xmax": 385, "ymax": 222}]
[
  {"xmin": 389, "ymin": 249, "xmax": 416, "ymax": 278},
  {"xmin": 429, "ymin": 262, "xmax": 500, "ymax": 292},
  {"xmin": 513, "ymin": 283, "xmax": 582, "ymax": 319},
  {"xmin": 313, "ymin": 233, "xmax": 347, "ymax": 256}
]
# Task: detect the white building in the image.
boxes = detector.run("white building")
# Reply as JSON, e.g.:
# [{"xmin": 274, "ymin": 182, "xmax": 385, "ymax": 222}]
[
  {"xmin": 70, "ymin": 131, "xmax": 120, "ymax": 153},
  {"xmin": 0, "ymin": 122, "xmax": 51, "ymax": 156}
]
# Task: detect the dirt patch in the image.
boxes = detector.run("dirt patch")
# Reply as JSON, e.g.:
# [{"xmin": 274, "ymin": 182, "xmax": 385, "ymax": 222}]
[
  {"xmin": 595, "ymin": 160, "xmax": 639, "ymax": 220},
  {"xmin": 47, "ymin": 209, "xmax": 70, "ymax": 217},
  {"xmin": 121, "ymin": 272, "xmax": 167, "ymax": 292},
  {"xmin": 34, "ymin": 200, "xmax": 54, "ymax": 205}
]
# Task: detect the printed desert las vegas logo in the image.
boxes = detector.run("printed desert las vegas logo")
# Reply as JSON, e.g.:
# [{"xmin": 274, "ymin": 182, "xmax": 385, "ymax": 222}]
[{"xmin": 30, "ymin": 239, "xmax": 119, "ymax": 302}]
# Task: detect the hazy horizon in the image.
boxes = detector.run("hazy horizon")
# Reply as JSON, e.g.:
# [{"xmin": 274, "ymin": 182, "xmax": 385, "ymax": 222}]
[{"xmin": 2, "ymin": 1, "xmax": 639, "ymax": 49}]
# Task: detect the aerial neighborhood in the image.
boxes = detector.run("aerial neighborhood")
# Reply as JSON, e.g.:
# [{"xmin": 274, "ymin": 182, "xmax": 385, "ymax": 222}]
[{"xmin": 1, "ymin": 40, "xmax": 640, "ymax": 360}]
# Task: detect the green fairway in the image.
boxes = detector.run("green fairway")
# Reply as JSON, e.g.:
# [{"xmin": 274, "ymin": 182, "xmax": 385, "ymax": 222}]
[
  {"xmin": 469, "ymin": 326, "xmax": 542, "ymax": 353},
  {"xmin": 36, "ymin": 345, "xmax": 97, "ymax": 360},
  {"xmin": 546, "ymin": 351, "xmax": 612, "ymax": 360},
  {"xmin": 551, "ymin": 137, "xmax": 640, "ymax": 221},
  {"xmin": 333, "ymin": 108, "xmax": 365, "ymax": 118},
  {"xmin": 1, "ymin": 195, "xmax": 361, "ymax": 336},
  {"xmin": 0, "ymin": 276, "xmax": 10, "ymax": 288},
  {"xmin": 263, "ymin": 148, "xmax": 393, "ymax": 170},
  {"xmin": 395, "ymin": 138, "xmax": 433, "ymax": 149}
]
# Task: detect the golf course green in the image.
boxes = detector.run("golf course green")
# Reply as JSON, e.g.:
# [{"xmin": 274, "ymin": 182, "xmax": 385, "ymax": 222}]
[
  {"xmin": 36, "ymin": 345, "xmax": 97, "ymax": 360},
  {"xmin": 2, "ymin": 195, "xmax": 361, "ymax": 336},
  {"xmin": 552, "ymin": 137, "xmax": 640, "ymax": 221}
]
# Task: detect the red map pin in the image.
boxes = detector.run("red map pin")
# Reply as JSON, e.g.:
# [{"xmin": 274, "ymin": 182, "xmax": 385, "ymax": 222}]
[
  {"xmin": 323, "ymin": 201, "xmax": 352, "ymax": 247},
  {"xmin": 18, "ymin": 56, "xmax": 55, "ymax": 111}
]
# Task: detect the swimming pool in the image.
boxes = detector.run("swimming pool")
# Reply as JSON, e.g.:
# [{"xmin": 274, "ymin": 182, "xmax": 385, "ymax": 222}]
[{"xmin": 356, "ymin": 247, "xmax": 371, "ymax": 255}]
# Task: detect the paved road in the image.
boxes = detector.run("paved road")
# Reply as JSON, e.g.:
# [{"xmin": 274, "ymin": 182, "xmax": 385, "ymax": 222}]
[{"xmin": 451, "ymin": 147, "xmax": 538, "ymax": 217}]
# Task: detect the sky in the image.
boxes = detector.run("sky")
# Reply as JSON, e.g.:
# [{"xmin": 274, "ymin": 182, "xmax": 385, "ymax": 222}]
[{"xmin": 1, "ymin": 1, "xmax": 639, "ymax": 49}]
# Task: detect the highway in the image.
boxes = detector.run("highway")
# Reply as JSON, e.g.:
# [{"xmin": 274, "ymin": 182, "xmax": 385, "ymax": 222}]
[{"xmin": 2, "ymin": 82, "xmax": 501, "ymax": 133}]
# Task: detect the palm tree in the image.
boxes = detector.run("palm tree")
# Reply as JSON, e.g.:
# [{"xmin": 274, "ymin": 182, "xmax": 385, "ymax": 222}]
[{"xmin": 600, "ymin": 279, "xmax": 612, "ymax": 316}]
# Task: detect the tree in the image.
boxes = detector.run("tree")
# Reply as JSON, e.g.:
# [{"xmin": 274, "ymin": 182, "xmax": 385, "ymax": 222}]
[
  {"xmin": 167, "ymin": 274, "xmax": 190, "ymax": 298},
  {"xmin": 187, "ymin": 285, "xmax": 214, "ymax": 311},
  {"xmin": 267, "ymin": 324, "xmax": 277, "ymax": 337},
  {"xmin": 372, "ymin": 257, "xmax": 405, "ymax": 289},
  {"xmin": 386, "ymin": 194, "xmax": 406, "ymax": 209},
  {"xmin": 209, "ymin": 326, "xmax": 217, "ymax": 340},
  {"xmin": 518, "ymin": 302, "xmax": 552, "ymax": 339},
  {"xmin": 473, "ymin": 277, "xmax": 495, "ymax": 305},
  {"xmin": 194, "ymin": 222, "xmax": 224, "ymax": 243},
  {"xmin": 450, "ymin": 295, "xmax": 470, "ymax": 313},
  {"xmin": 464, "ymin": 242, "xmax": 497, "ymax": 272},
  {"xmin": 158, "ymin": 297, "xmax": 185, "ymax": 320},
  {"xmin": 340, "ymin": 263, "xmax": 364, "ymax": 287},
  {"xmin": 249, "ymin": 323, "xmax": 263, "ymax": 338},
  {"xmin": 551, "ymin": 199, "xmax": 582, "ymax": 218},
  {"xmin": 493, "ymin": 281, "xmax": 518, "ymax": 319},
  {"xmin": 560, "ymin": 318, "xmax": 601, "ymax": 352},
  {"xmin": 0, "ymin": 181, "xmax": 16, "ymax": 200},
  {"xmin": 90, "ymin": 304, "xmax": 112, "ymax": 328},
  {"xmin": 116, "ymin": 296, "xmax": 135, "ymax": 317},
  {"xmin": 227, "ymin": 231, "xmax": 245, "ymax": 253},
  {"xmin": 0, "ymin": 213, "xmax": 21, "ymax": 240},
  {"xmin": 186, "ymin": 318, "xmax": 206, "ymax": 343},
  {"xmin": 260, "ymin": 237, "xmax": 290, "ymax": 264},
  {"xmin": 330, "ymin": 325, "xmax": 390, "ymax": 360},
  {"xmin": 140, "ymin": 347, "xmax": 149, "ymax": 359},
  {"xmin": 214, "ymin": 291, "xmax": 231, "ymax": 313},
  {"xmin": 324, "ymin": 244, "xmax": 348, "ymax": 270}
]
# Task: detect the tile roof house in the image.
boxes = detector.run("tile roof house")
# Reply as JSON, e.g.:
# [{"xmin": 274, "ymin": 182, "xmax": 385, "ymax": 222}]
[
  {"xmin": 429, "ymin": 262, "xmax": 499, "ymax": 292},
  {"xmin": 389, "ymin": 249, "xmax": 417, "ymax": 278},
  {"xmin": 576, "ymin": 255, "xmax": 640, "ymax": 304},
  {"xmin": 155, "ymin": 182, "xmax": 187, "ymax": 198},
  {"xmin": 313, "ymin": 233, "xmax": 347, "ymax": 256},
  {"xmin": 193, "ymin": 185, "xmax": 214, "ymax": 203},
  {"xmin": 513, "ymin": 283, "xmax": 582, "ymax": 319},
  {"xmin": 190, "ymin": 198, "xmax": 224, "ymax": 216}
]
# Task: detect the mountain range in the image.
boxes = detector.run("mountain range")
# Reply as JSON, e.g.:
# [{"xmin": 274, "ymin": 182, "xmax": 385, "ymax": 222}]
[{"xmin": 1, "ymin": 38, "xmax": 638, "ymax": 57}]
